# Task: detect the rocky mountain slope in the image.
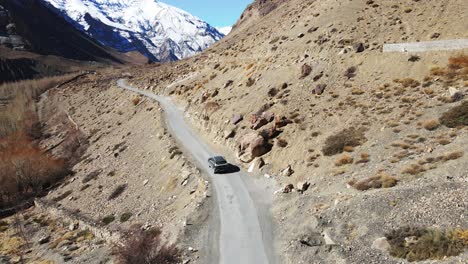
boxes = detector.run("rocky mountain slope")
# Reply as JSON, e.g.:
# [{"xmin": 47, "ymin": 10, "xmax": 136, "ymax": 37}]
[
  {"xmin": 2, "ymin": 0, "xmax": 467, "ymax": 263},
  {"xmin": 123, "ymin": 0, "xmax": 468, "ymax": 263},
  {"xmin": 0, "ymin": 0, "xmax": 147, "ymax": 83},
  {"xmin": 42, "ymin": 0, "xmax": 224, "ymax": 62}
]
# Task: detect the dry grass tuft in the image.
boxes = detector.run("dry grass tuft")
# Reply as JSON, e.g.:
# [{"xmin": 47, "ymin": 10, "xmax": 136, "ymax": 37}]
[
  {"xmin": 335, "ymin": 154, "xmax": 353, "ymax": 166},
  {"xmin": 402, "ymin": 164, "xmax": 426, "ymax": 175},
  {"xmin": 348, "ymin": 173, "xmax": 397, "ymax": 191},
  {"xmin": 422, "ymin": 119, "xmax": 440, "ymax": 131},
  {"xmin": 132, "ymin": 97, "xmax": 141, "ymax": 106},
  {"xmin": 442, "ymin": 151, "xmax": 464, "ymax": 161},
  {"xmin": 356, "ymin": 152, "xmax": 370, "ymax": 163}
]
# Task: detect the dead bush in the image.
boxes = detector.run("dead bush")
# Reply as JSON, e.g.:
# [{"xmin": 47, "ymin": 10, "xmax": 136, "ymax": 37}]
[
  {"xmin": 386, "ymin": 227, "xmax": 467, "ymax": 262},
  {"xmin": 348, "ymin": 173, "xmax": 397, "ymax": 191},
  {"xmin": 0, "ymin": 133, "xmax": 70, "ymax": 208},
  {"xmin": 108, "ymin": 184, "xmax": 127, "ymax": 200},
  {"xmin": 113, "ymin": 224, "xmax": 181, "ymax": 264},
  {"xmin": 322, "ymin": 127, "xmax": 367, "ymax": 156},
  {"xmin": 335, "ymin": 154, "xmax": 353, "ymax": 166},
  {"xmin": 440, "ymin": 101, "xmax": 468, "ymax": 128},
  {"xmin": 132, "ymin": 97, "xmax": 141, "ymax": 106},
  {"xmin": 422, "ymin": 119, "xmax": 440, "ymax": 131},
  {"xmin": 276, "ymin": 138, "xmax": 288, "ymax": 148},
  {"xmin": 402, "ymin": 164, "xmax": 426, "ymax": 175}
]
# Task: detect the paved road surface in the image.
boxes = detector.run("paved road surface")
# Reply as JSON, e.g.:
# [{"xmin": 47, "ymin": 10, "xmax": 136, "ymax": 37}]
[{"xmin": 117, "ymin": 79, "xmax": 275, "ymax": 264}]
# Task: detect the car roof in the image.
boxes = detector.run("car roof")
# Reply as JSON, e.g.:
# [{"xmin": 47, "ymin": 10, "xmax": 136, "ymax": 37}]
[{"xmin": 213, "ymin": 156, "xmax": 226, "ymax": 162}]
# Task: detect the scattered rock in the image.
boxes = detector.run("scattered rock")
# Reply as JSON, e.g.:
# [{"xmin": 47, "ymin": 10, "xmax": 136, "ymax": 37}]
[
  {"xmin": 261, "ymin": 112, "xmax": 275, "ymax": 122},
  {"xmin": 231, "ymin": 114, "xmax": 243, "ymax": 125},
  {"xmin": 299, "ymin": 233, "xmax": 324, "ymax": 247},
  {"xmin": 282, "ymin": 165, "xmax": 294, "ymax": 177},
  {"xmin": 431, "ymin": 32, "xmax": 440, "ymax": 39},
  {"xmin": 353, "ymin": 42, "xmax": 366, "ymax": 53},
  {"xmin": 38, "ymin": 235, "xmax": 51, "ymax": 245},
  {"xmin": 297, "ymin": 181, "xmax": 310, "ymax": 193},
  {"xmin": 251, "ymin": 117, "xmax": 269, "ymax": 130},
  {"xmin": 188, "ymin": 247, "xmax": 198, "ymax": 252},
  {"xmin": 224, "ymin": 129, "xmax": 235, "ymax": 139},
  {"xmin": 248, "ymin": 157, "xmax": 265, "ymax": 173},
  {"xmin": 322, "ymin": 231, "xmax": 337, "ymax": 245},
  {"xmin": 372, "ymin": 237, "xmax": 391, "ymax": 251},
  {"xmin": 238, "ymin": 133, "xmax": 269, "ymax": 162},
  {"xmin": 143, "ymin": 179, "xmax": 149, "ymax": 186},
  {"xmin": 449, "ymin": 87, "xmax": 464, "ymax": 102},
  {"xmin": 69, "ymin": 222, "xmax": 78, "ymax": 231},
  {"xmin": 223, "ymin": 80, "xmax": 233, "ymax": 88},
  {"xmin": 300, "ymin": 63, "xmax": 312, "ymax": 78},
  {"xmin": 282, "ymin": 184, "xmax": 294, "ymax": 193},
  {"xmin": 274, "ymin": 116, "xmax": 291, "ymax": 128},
  {"xmin": 313, "ymin": 84, "xmax": 327, "ymax": 95}
]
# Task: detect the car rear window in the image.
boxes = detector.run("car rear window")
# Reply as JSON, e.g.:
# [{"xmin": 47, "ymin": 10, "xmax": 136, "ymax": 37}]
[{"xmin": 214, "ymin": 157, "xmax": 227, "ymax": 164}]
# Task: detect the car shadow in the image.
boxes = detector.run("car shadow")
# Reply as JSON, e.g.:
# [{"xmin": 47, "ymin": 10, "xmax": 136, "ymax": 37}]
[{"xmin": 217, "ymin": 164, "xmax": 240, "ymax": 174}]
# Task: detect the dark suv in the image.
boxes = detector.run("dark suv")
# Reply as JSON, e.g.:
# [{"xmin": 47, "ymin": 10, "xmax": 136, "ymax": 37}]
[{"xmin": 208, "ymin": 156, "xmax": 230, "ymax": 173}]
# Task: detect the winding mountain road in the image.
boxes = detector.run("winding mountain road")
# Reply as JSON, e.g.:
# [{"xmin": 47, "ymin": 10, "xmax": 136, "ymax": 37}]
[{"xmin": 117, "ymin": 79, "xmax": 276, "ymax": 264}]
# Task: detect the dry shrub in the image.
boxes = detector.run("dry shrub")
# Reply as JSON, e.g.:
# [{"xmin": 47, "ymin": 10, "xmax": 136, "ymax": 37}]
[
  {"xmin": 357, "ymin": 152, "xmax": 370, "ymax": 163},
  {"xmin": 113, "ymin": 224, "xmax": 181, "ymax": 264},
  {"xmin": 443, "ymin": 151, "xmax": 464, "ymax": 161},
  {"xmin": 448, "ymin": 55, "xmax": 468, "ymax": 69},
  {"xmin": 402, "ymin": 164, "xmax": 426, "ymax": 175},
  {"xmin": 422, "ymin": 119, "xmax": 440, "ymax": 131},
  {"xmin": 0, "ymin": 133, "xmax": 69, "ymax": 208},
  {"xmin": 440, "ymin": 101, "xmax": 468, "ymax": 128},
  {"xmin": 351, "ymin": 88, "xmax": 365, "ymax": 95},
  {"xmin": 322, "ymin": 127, "xmax": 367, "ymax": 156},
  {"xmin": 348, "ymin": 173, "xmax": 397, "ymax": 191},
  {"xmin": 343, "ymin": 146, "xmax": 354, "ymax": 152},
  {"xmin": 108, "ymin": 184, "xmax": 127, "ymax": 200},
  {"xmin": 0, "ymin": 74, "xmax": 75, "ymax": 137},
  {"xmin": 132, "ymin": 97, "xmax": 141, "ymax": 106},
  {"xmin": 335, "ymin": 154, "xmax": 353, "ymax": 166},
  {"xmin": 386, "ymin": 227, "xmax": 468, "ymax": 262},
  {"xmin": 397, "ymin": 78, "xmax": 421, "ymax": 88},
  {"xmin": 276, "ymin": 138, "xmax": 288, "ymax": 148}
]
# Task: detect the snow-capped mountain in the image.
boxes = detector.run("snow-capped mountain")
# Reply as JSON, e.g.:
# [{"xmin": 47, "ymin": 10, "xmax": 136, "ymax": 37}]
[
  {"xmin": 216, "ymin": 26, "xmax": 232, "ymax": 36},
  {"xmin": 41, "ymin": 0, "xmax": 224, "ymax": 62}
]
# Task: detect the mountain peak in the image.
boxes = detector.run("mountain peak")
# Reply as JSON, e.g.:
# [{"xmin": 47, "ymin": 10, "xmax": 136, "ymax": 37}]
[{"xmin": 42, "ymin": 0, "xmax": 224, "ymax": 62}]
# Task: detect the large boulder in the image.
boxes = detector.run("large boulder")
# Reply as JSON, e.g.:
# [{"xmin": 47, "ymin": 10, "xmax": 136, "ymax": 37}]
[
  {"xmin": 238, "ymin": 133, "xmax": 269, "ymax": 162},
  {"xmin": 231, "ymin": 114, "xmax": 243, "ymax": 125},
  {"xmin": 274, "ymin": 115, "xmax": 291, "ymax": 129},
  {"xmin": 251, "ymin": 117, "xmax": 269, "ymax": 130}
]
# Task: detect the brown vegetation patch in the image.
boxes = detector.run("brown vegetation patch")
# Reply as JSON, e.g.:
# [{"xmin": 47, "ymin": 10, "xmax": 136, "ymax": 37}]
[
  {"xmin": 322, "ymin": 127, "xmax": 367, "ymax": 156},
  {"xmin": 113, "ymin": 224, "xmax": 180, "ymax": 264},
  {"xmin": 0, "ymin": 133, "xmax": 69, "ymax": 208},
  {"xmin": 335, "ymin": 154, "xmax": 353, "ymax": 166},
  {"xmin": 422, "ymin": 119, "xmax": 440, "ymax": 131},
  {"xmin": 440, "ymin": 101, "xmax": 468, "ymax": 128},
  {"xmin": 386, "ymin": 227, "xmax": 468, "ymax": 262},
  {"xmin": 348, "ymin": 173, "xmax": 397, "ymax": 191}
]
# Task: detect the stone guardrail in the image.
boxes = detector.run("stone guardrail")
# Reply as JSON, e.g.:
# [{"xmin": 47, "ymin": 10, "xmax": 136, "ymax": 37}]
[{"xmin": 383, "ymin": 39, "xmax": 468, "ymax": 53}]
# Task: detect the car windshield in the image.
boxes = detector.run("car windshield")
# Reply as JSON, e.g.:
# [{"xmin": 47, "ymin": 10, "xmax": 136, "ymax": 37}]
[{"xmin": 214, "ymin": 156, "xmax": 227, "ymax": 164}]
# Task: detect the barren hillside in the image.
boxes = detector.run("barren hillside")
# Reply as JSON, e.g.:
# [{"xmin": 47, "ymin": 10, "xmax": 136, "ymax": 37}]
[
  {"xmin": 123, "ymin": 0, "xmax": 468, "ymax": 263},
  {"xmin": 1, "ymin": 0, "xmax": 467, "ymax": 263}
]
